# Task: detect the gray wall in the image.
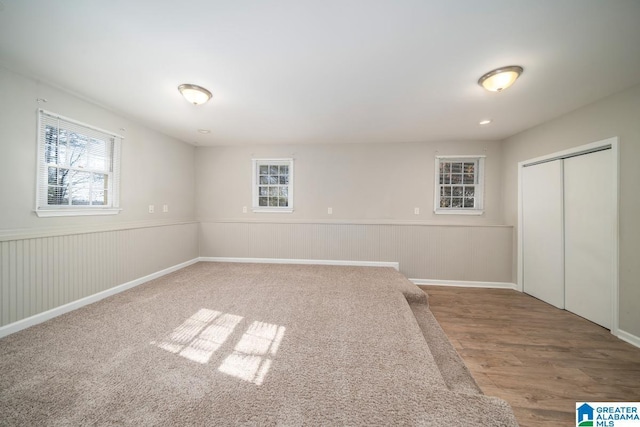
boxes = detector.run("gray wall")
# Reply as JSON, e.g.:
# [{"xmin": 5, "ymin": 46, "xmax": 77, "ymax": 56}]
[
  {"xmin": 196, "ymin": 141, "xmax": 514, "ymax": 282},
  {"xmin": 0, "ymin": 66, "xmax": 196, "ymax": 230},
  {"xmin": 0, "ymin": 66, "xmax": 199, "ymax": 329},
  {"xmin": 9, "ymin": 61, "xmax": 635, "ymax": 337},
  {"xmin": 501, "ymin": 83, "xmax": 640, "ymax": 338},
  {"xmin": 196, "ymin": 141, "xmax": 504, "ymax": 224}
]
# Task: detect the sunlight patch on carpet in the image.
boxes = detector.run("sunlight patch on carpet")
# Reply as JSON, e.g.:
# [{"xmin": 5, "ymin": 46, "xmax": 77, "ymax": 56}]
[
  {"xmin": 151, "ymin": 308, "xmax": 244, "ymax": 364},
  {"xmin": 218, "ymin": 321, "xmax": 286, "ymax": 385}
]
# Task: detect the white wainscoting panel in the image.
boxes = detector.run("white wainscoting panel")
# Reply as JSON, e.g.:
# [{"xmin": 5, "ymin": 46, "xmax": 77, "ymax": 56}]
[
  {"xmin": 200, "ymin": 221, "xmax": 513, "ymax": 283},
  {"xmin": 0, "ymin": 222, "xmax": 198, "ymax": 328}
]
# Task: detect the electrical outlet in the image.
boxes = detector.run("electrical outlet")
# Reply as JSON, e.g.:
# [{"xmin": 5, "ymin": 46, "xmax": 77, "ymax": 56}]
[
  {"xmin": 414, "ymin": 207, "xmax": 420, "ymax": 215},
  {"xmin": 163, "ymin": 204, "xmax": 168, "ymax": 213},
  {"xmin": 242, "ymin": 206, "xmax": 247, "ymax": 213},
  {"xmin": 148, "ymin": 205, "xmax": 155, "ymax": 214},
  {"xmin": 328, "ymin": 207, "xmax": 333, "ymax": 215}
]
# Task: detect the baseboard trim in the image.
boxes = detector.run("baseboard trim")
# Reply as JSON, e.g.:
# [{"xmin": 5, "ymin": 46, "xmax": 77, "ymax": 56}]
[
  {"xmin": 200, "ymin": 257, "xmax": 400, "ymax": 271},
  {"xmin": 616, "ymin": 329, "xmax": 640, "ymax": 349},
  {"xmin": 0, "ymin": 258, "xmax": 200, "ymax": 339},
  {"xmin": 410, "ymin": 278, "xmax": 517, "ymax": 290}
]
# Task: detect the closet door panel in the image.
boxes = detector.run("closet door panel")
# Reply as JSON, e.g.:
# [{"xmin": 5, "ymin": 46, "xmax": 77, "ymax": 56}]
[
  {"xmin": 522, "ymin": 160, "xmax": 565, "ymax": 308},
  {"xmin": 564, "ymin": 149, "xmax": 613, "ymax": 328}
]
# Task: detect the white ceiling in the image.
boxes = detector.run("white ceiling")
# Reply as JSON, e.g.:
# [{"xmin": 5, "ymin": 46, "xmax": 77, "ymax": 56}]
[{"xmin": 1, "ymin": 0, "xmax": 640, "ymax": 146}]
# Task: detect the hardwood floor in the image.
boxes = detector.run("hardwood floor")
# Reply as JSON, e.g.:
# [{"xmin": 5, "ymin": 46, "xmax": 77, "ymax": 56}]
[{"xmin": 420, "ymin": 286, "xmax": 640, "ymax": 427}]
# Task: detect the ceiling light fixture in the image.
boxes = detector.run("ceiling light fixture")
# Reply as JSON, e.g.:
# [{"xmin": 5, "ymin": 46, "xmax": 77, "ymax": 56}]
[
  {"xmin": 178, "ymin": 84, "xmax": 212, "ymax": 105},
  {"xmin": 478, "ymin": 66, "xmax": 523, "ymax": 92},
  {"xmin": 197, "ymin": 129, "xmax": 211, "ymax": 134},
  {"xmin": 479, "ymin": 119, "xmax": 492, "ymax": 125}
]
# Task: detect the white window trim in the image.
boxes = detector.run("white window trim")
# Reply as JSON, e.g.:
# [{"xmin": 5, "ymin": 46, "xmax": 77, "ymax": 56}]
[
  {"xmin": 252, "ymin": 158, "xmax": 294, "ymax": 213},
  {"xmin": 35, "ymin": 109, "xmax": 123, "ymax": 217},
  {"xmin": 434, "ymin": 155, "xmax": 485, "ymax": 215},
  {"xmin": 35, "ymin": 208, "xmax": 122, "ymax": 218}
]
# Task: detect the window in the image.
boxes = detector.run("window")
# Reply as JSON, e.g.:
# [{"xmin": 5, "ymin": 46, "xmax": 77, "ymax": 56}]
[
  {"xmin": 252, "ymin": 159, "xmax": 293, "ymax": 213},
  {"xmin": 36, "ymin": 109, "xmax": 122, "ymax": 217},
  {"xmin": 434, "ymin": 156, "xmax": 485, "ymax": 215}
]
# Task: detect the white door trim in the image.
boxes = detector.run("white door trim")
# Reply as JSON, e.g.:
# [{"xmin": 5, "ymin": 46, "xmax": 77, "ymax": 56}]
[{"xmin": 517, "ymin": 137, "xmax": 619, "ymax": 335}]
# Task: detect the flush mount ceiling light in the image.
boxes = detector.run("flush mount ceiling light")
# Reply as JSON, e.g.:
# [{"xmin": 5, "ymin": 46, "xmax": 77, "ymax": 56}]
[
  {"xmin": 197, "ymin": 129, "xmax": 211, "ymax": 134},
  {"xmin": 478, "ymin": 66, "xmax": 523, "ymax": 92},
  {"xmin": 178, "ymin": 84, "xmax": 212, "ymax": 105},
  {"xmin": 479, "ymin": 119, "xmax": 492, "ymax": 125}
]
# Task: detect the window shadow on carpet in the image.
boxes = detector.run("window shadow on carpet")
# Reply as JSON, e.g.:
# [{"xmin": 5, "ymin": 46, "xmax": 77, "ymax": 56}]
[
  {"xmin": 218, "ymin": 320, "xmax": 286, "ymax": 385},
  {"xmin": 151, "ymin": 308, "xmax": 286, "ymax": 385}
]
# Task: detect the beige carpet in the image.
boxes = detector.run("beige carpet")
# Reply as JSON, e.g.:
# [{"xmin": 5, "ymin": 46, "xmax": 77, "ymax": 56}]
[{"xmin": 0, "ymin": 262, "xmax": 518, "ymax": 426}]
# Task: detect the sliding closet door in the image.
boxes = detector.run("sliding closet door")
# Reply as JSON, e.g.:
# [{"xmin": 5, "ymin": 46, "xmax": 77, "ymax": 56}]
[
  {"xmin": 564, "ymin": 149, "xmax": 613, "ymax": 328},
  {"xmin": 522, "ymin": 160, "xmax": 565, "ymax": 308}
]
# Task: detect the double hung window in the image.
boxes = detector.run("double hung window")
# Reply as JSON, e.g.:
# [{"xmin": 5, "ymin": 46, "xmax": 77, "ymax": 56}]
[
  {"xmin": 36, "ymin": 109, "xmax": 122, "ymax": 217},
  {"xmin": 252, "ymin": 159, "xmax": 294, "ymax": 213},
  {"xmin": 434, "ymin": 156, "xmax": 484, "ymax": 215}
]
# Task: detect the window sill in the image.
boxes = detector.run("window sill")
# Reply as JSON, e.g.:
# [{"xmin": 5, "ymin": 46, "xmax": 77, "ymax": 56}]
[
  {"xmin": 252, "ymin": 208, "xmax": 294, "ymax": 214},
  {"xmin": 35, "ymin": 208, "xmax": 122, "ymax": 218},
  {"xmin": 434, "ymin": 209, "xmax": 484, "ymax": 216}
]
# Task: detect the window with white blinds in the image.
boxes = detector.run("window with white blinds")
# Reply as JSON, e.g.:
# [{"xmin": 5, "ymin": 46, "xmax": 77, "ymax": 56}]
[
  {"xmin": 36, "ymin": 109, "xmax": 122, "ymax": 217},
  {"xmin": 252, "ymin": 159, "xmax": 294, "ymax": 213},
  {"xmin": 434, "ymin": 155, "xmax": 485, "ymax": 215}
]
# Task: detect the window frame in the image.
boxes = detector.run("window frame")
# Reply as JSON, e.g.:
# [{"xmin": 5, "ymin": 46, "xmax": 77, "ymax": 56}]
[
  {"xmin": 35, "ymin": 109, "xmax": 123, "ymax": 217},
  {"xmin": 434, "ymin": 155, "xmax": 485, "ymax": 215},
  {"xmin": 251, "ymin": 158, "xmax": 294, "ymax": 213}
]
